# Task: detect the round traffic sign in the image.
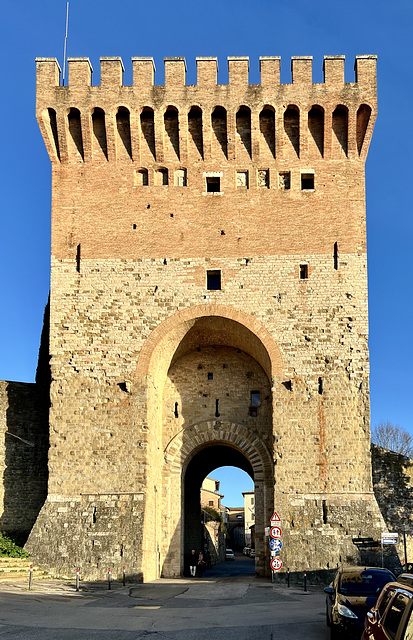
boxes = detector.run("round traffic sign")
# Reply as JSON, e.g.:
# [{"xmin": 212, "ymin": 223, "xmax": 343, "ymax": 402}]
[
  {"xmin": 271, "ymin": 558, "xmax": 283, "ymax": 571},
  {"xmin": 270, "ymin": 526, "xmax": 282, "ymax": 538},
  {"xmin": 270, "ymin": 538, "xmax": 282, "ymax": 552}
]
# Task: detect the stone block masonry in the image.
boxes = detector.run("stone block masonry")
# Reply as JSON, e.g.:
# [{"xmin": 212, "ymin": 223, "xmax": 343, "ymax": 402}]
[{"xmin": 17, "ymin": 53, "xmax": 401, "ymax": 581}]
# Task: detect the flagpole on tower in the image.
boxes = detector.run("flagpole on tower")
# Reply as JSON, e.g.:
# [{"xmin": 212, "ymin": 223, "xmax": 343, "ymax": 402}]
[{"xmin": 62, "ymin": 2, "xmax": 69, "ymax": 86}]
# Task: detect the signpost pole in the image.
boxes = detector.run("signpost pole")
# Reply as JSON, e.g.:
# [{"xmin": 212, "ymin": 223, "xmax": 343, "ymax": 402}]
[{"xmin": 404, "ymin": 530, "xmax": 408, "ymax": 572}]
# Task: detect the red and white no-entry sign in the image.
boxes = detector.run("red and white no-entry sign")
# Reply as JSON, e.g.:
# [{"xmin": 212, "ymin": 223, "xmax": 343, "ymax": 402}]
[
  {"xmin": 270, "ymin": 526, "xmax": 282, "ymax": 538},
  {"xmin": 271, "ymin": 557, "xmax": 283, "ymax": 571}
]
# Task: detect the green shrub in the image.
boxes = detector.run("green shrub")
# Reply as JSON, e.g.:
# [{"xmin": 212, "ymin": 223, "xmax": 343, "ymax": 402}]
[{"xmin": 0, "ymin": 533, "xmax": 29, "ymax": 558}]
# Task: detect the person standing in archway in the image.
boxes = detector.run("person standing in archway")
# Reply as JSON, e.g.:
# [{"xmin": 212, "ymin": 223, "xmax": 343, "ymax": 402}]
[
  {"xmin": 197, "ymin": 551, "xmax": 206, "ymax": 577},
  {"xmin": 188, "ymin": 549, "xmax": 197, "ymax": 577}
]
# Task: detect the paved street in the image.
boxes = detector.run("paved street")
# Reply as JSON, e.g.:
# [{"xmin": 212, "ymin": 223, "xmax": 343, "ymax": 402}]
[{"xmin": 0, "ymin": 555, "xmax": 330, "ymax": 639}]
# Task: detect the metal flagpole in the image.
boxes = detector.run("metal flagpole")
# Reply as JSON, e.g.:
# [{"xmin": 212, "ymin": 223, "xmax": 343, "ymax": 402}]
[{"xmin": 62, "ymin": 2, "xmax": 69, "ymax": 86}]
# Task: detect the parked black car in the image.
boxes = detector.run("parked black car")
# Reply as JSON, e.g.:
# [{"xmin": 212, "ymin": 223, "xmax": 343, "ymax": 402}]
[{"xmin": 324, "ymin": 566, "xmax": 396, "ymax": 638}]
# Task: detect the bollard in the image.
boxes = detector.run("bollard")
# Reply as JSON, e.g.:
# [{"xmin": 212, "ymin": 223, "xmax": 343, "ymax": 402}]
[
  {"xmin": 108, "ymin": 568, "xmax": 112, "ymax": 590},
  {"xmin": 123, "ymin": 566, "xmax": 126, "ymax": 587},
  {"xmin": 304, "ymin": 571, "xmax": 307, "ymax": 592},
  {"xmin": 287, "ymin": 568, "xmax": 290, "ymax": 588},
  {"xmin": 29, "ymin": 565, "xmax": 33, "ymax": 590},
  {"xmin": 76, "ymin": 568, "xmax": 80, "ymax": 592}
]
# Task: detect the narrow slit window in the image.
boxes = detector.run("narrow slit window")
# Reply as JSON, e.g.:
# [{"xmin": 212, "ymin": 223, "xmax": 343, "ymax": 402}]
[
  {"xmin": 206, "ymin": 177, "xmax": 220, "ymax": 192},
  {"xmin": 175, "ymin": 169, "xmax": 187, "ymax": 187},
  {"xmin": 250, "ymin": 391, "xmax": 261, "ymax": 407},
  {"xmin": 215, "ymin": 399, "xmax": 220, "ymax": 417},
  {"xmin": 334, "ymin": 242, "xmax": 338, "ymax": 270},
  {"xmin": 174, "ymin": 402, "xmax": 179, "ymax": 418},
  {"xmin": 301, "ymin": 173, "xmax": 314, "ymax": 190},
  {"xmin": 300, "ymin": 264, "xmax": 308, "ymax": 280},
  {"xmin": 207, "ymin": 270, "xmax": 221, "ymax": 290},
  {"xmin": 207, "ymin": 372, "xmax": 213, "ymax": 380},
  {"xmin": 318, "ymin": 377, "xmax": 323, "ymax": 395}
]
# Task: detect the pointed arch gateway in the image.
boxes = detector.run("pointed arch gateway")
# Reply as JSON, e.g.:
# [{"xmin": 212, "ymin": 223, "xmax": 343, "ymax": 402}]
[{"xmin": 135, "ymin": 305, "xmax": 282, "ymax": 579}]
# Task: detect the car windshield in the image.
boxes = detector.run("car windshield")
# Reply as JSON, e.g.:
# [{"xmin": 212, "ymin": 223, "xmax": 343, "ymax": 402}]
[{"xmin": 339, "ymin": 571, "xmax": 393, "ymax": 596}]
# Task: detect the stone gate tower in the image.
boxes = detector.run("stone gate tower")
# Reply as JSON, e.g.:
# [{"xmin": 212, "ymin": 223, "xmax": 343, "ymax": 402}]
[{"xmin": 27, "ymin": 54, "xmax": 385, "ymax": 580}]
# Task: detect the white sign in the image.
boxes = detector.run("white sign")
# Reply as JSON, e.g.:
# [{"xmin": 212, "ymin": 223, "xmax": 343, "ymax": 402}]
[
  {"xmin": 381, "ymin": 533, "xmax": 398, "ymax": 544},
  {"xmin": 265, "ymin": 527, "xmax": 270, "ymax": 537},
  {"xmin": 271, "ymin": 558, "xmax": 283, "ymax": 571},
  {"xmin": 270, "ymin": 511, "xmax": 281, "ymax": 523}
]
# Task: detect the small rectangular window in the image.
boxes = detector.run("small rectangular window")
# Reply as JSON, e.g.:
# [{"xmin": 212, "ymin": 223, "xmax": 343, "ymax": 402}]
[
  {"xmin": 258, "ymin": 169, "xmax": 269, "ymax": 188},
  {"xmin": 301, "ymin": 173, "xmax": 314, "ymax": 190},
  {"xmin": 175, "ymin": 169, "xmax": 187, "ymax": 186},
  {"xmin": 209, "ymin": 500, "xmax": 214, "ymax": 506},
  {"xmin": 206, "ymin": 177, "xmax": 220, "ymax": 192},
  {"xmin": 300, "ymin": 264, "xmax": 308, "ymax": 280},
  {"xmin": 207, "ymin": 372, "xmax": 213, "ymax": 380},
  {"xmin": 279, "ymin": 171, "xmax": 290, "ymax": 190},
  {"xmin": 207, "ymin": 270, "xmax": 221, "ymax": 290},
  {"xmin": 236, "ymin": 171, "xmax": 248, "ymax": 188},
  {"xmin": 250, "ymin": 391, "xmax": 260, "ymax": 407},
  {"xmin": 135, "ymin": 169, "xmax": 148, "ymax": 186}
]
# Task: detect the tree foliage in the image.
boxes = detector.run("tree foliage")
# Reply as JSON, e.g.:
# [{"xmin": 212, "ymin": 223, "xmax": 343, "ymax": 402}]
[
  {"xmin": 0, "ymin": 533, "xmax": 29, "ymax": 558},
  {"xmin": 371, "ymin": 421, "xmax": 413, "ymax": 458}
]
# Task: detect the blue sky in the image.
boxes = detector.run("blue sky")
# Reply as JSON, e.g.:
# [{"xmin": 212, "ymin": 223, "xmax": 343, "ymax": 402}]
[{"xmin": 0, "ymin": 0, "xmax": 412, "ymax": 506}]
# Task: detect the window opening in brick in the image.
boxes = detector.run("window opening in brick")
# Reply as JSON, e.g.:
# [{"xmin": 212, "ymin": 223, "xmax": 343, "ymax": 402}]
[
  {"xmin": 92, "ymin": 107, "xmax": 108, "ymax": 159},
  {"xmin": 334, "ymin": 242, "xmax": 338, "ymax": 270},
  {"xmin": 258, "ymin": 169, "xmax": 269, "ymax": 188},
  {"xmin": 116, "ymin": 107, "xmax": 132, "ymax": 159},
  {"xmin": 133, "ymin": 224, "xmax": 137, "ymax": 229},
  {"xmin": 140, "ymin": 107, "xmax": 156, "ymax": 160},
  {"xmin": 206, "ymin": 177, "xmax": 220, "ymax": 192},
  {"xmin": 308, "ymin": 106, "xmax": 324, "ymax": 157},
  {"xmin": 76, "ymin": 244, "xmax": 81, "ymax": 273},
  {"xmin": 174, "ymin": 402, "xmax": 179, "ymax": 418},
  {"xmin": 299, "ymin": 264, "xmax": 308, "ymax": 279},
  {"xmin": 206, "ymin": 270, "xmax": 221, "ymax": 290},
  {"xmin": 356, "ymin": 104, "xmax": 371, "ymax": 156},
  {"xmin": 92, "ymin": 506, "xmax": 97, "ymax": 523},
  {"xmin": 259, "ymin": 106, "xmax": 275, "ymax": 158},
  {"xmin": 322, "ymin": 500, "xmax": 327, "ymax": 524},
  {"xmin": 211, "ymin": 106, "xmax": 227, "ymax": 158},
  {"xmin": 236, "ymin": 171, "xmax": 248, "ymax": 188},
  {"xmin": 47, "ymin": 108, "xmax": 60, "ymax": 160},
  {"xmin": 318, "ymin": 377, "xmax": 323, "ymax": 395},
  {"xmin": 207, "ymin": 372, "xmax": 213, "ymax": 380},
  {"xmin": 68, "ymin": 107, "xmax": 84, "ymax": 160},
  {"xmin": 251, "ymin": 391, "xmax": 260, "ymax": 407},
  {"xmin": 174, "ymin": 169, "xmax": 187, "ymax": 187},
  {"xmin": 135, "ymin": 169, "xmax": 148, "ymax": 186},
  {"xmin": 279, "ymin": 171, "xmax": 290, "ymax": 190},
  {"xmin": 215, "ymin": 399, "xmax": 220, "ymax": 417},
  {"xmin": 164, "ymin": 106, "xmax": 180, "ymax": 159},
  {"xmin": 284, "ymin": 105, "xmax": 300, "ymax": 157},
  {"xmin": 156, "ymin": 168, "xmax": 168, "ymax": 186},
  {"xmin": 236, "ymin": 106, "xmax": 252, "ymax": 158},
  {"xmin": 188, "ymin": 106, "xmax": 203, "ymax": 159},
  {"xmin": 332, "ymin": 105, "xmax": 348, "ymax": 157},
  {"xmin": 301, "ymin": 173, "xmax": 314, "ymax": 190},
  {"xmin": 209, "ymin": 500, "xmax": 214, "ymax": 506}
]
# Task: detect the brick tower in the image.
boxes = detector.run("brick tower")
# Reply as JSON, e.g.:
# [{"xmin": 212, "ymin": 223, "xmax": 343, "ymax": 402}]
[{"xmin": 27, "ymin": 54, "xmax": 385, "ymax": 580}]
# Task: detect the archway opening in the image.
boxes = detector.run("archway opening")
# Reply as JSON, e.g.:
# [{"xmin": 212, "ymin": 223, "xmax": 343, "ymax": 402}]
[{"xmin": 184, "ymin": 447, "xmax": 256, "ymax": 576}]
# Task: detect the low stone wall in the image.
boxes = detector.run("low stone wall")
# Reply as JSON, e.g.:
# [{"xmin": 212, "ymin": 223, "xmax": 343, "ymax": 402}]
[
  {"xmin": 372, "ymin": 444, "xmax": 413, "ymax": 567},
  {"xmin": 0, "ymin": 381, "xmax": 49, "ymax": 544}
]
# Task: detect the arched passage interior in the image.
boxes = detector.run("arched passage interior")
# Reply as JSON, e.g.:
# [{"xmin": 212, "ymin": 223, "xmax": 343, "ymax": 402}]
[{"xmin": 184, "ymin": 445, "xmax": 253, "ymax": 569}]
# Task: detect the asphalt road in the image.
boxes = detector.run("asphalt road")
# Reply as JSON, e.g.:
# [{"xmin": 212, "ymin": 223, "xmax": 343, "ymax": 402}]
[{"xmin": 0, "ymin": 555, "xmax": 330, "ymax": 640}]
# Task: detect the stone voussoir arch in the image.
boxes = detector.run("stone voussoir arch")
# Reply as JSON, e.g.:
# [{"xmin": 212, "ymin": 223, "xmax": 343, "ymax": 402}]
[
  {"xmin": 135, "ymin": 303, "xmax": 283, "ymax": 379},
  {"xmin": 164, "ymin": 419, "xmax": 274, "ymax": 479}
]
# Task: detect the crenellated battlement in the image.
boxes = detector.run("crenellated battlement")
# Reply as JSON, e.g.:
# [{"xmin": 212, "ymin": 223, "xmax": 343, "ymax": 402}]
[
  {"xmin": 35, "ymin": 54, "xmax": 377, "ymax": 165},
  {"xmin": 36, "ymin": 55, "xmax": 377, "ymax": 89}
]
